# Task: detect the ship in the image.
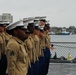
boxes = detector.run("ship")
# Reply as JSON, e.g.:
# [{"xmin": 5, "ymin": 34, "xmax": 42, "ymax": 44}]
[
  {"xmin": 48, "ymin": 28, "xmax": 70, "ymax": 35},
  {"xmin": 55, "ymin": 28, "xmax": 70, "ymax": 35},
  {"xmin": 48, "ymin": 31, "xmax": 55, "ymax": 35}
]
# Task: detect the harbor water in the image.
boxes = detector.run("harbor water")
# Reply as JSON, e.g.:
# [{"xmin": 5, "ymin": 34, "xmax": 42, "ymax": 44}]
[{"xmin": 48, "ymin": 35, "xmax": 76, "ymax": 75}]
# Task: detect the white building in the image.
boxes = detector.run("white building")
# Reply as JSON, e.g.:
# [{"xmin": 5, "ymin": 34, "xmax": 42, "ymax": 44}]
[
  {"xmin": 0, "ymin": 13, "xmax": 13, "ymax": 23},
  {"xmin": 0, "ymin": 15, "xmax": 2, "ymax": 21}
]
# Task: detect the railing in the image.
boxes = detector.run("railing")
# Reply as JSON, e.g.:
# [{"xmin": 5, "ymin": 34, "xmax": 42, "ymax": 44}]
[{"xmin": 50, "ymin": 42, "xmax": 76, "ymax": 60}]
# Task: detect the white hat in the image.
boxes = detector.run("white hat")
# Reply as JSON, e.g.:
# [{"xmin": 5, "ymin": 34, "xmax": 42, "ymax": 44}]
[
  {"xmin": 6, "ymin": 20, "xmax": 24, "ymax": 30},
  {"xmin": 4, "ymin": 21, "xmax": 10, "ymax": 25},
  {"xmin": 39, "ymin": 25, "xmax": 45, "ymax": 28},
  {"xmin": 0, "ymin": 21, "xmax": 5, "ymax": 25},
  {"xmin": 35, "ymin": 16, "xmax": 46, "ymax": 20},
  {"xmin": 39, "ymin": 16, "xmax": 46, "ymax": 19},
  {"xmin": 39, "ymin": 27, "xmax": 44, "ymax": 32},
  {"xmin": 23, "ymin": 17, "xmax": 35, "ymax": 23},
  {"xmin": 34, "ymin": 23, "xmax": 39, "ymax": 27},
  {"xmin": 0, "ymin": 21, "xmax": 10, "ymax": 26},
  {"xmin": 23, "ymin": 25, "xmax": 27, "ymax": 29},
  {"xmin": 34, "ymin": 16, "xmax": 46, "ymax": 24},
  {"xmin": 34, "ymin": 16, "xmax": 40, "ymax": 21},
  {"xmin": 23, "ymin": 17, "xmax": 35, "ymax": 29}
]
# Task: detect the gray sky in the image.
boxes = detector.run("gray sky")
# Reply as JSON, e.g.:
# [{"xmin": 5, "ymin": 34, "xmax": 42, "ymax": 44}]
[{"xmin": 0, "ymin": 0, "xmax": 76, "ymax": 27}]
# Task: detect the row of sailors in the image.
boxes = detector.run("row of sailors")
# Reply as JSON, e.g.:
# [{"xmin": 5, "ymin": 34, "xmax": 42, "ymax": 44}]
[{"xmin": 0, "ymin": 17, "xmax": 51, "ymax": 75}]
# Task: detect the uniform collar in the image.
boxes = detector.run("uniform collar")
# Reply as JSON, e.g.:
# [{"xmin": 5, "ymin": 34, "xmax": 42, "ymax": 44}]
[
  {"xmin": 12, "ymin": 36, "xmax": 23, "ymax": 44},
  {"xmin": 29, "ymin": 34, "xmax": 35, "ymax": 38}
]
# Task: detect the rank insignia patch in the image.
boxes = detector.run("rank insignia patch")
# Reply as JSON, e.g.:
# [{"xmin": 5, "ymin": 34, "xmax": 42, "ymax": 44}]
[{"xmin": 10, "ymin": 51, "xmax": 15, "ymax": 56}]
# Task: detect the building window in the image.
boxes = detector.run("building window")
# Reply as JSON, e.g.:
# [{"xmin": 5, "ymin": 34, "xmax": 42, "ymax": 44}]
[{"xmin": 2, "ymin": 16, "xmax": 6, "ymax": 20}]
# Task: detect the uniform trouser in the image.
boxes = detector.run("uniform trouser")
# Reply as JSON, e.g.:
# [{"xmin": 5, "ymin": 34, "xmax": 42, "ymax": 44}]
[
  {"xmin": 43, "ymin": 48, "xmax": 50, "ymax": 75},
  {"xmin": 33, "ymin": 60, "xmax": 39, "ymax": 75},
  {"xmin": 0, "ymin": 54, "xmax": 7, "ymax": 75},
  {"xmin": 38, "ymin": 57, "xmax": 44, "ymax": 75},
  {"xmin": 45, "ymin": 48, "xmax": 50, "ymax": 74},
  {"xmin": 27, "ymin": 62, "xmax": 34, "ymax": 75}
]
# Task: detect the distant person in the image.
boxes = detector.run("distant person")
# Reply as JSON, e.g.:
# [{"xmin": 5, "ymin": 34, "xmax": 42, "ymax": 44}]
[{"xmin": 53, "ymin": 52, "xmax": 57, "ymax": 59}]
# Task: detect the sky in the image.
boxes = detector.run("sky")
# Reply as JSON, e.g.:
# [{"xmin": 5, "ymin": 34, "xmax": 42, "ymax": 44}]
[{"xmin": 0, "ymin": 0, "xmax": 76, "ymax": 27}]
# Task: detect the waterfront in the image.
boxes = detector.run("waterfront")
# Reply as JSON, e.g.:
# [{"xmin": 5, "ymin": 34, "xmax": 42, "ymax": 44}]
[
  {"xmin": 47, "ymin": 35, "xmax": 76, "ymax": 75},
  {"xmin": 50, "ymin": 35, "xmax": 76, "ymax": 59},
  {"xmin": 48, "ymin": 63, "xmax": 76, "ymax": 75}
]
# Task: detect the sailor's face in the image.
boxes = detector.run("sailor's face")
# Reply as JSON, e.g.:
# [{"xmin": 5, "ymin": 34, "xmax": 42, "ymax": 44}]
[
  {"xmin": 34, "ymin": 29, "xmax": 39, "ymax": 35},
  {"xmin": 0, "ymin": 26, "xmax": 5, "ymax": 32},
  {"xmin": 46, "ymin": 29, "xmax": 50, "ymax": 33},
  {"xmin": 15, "ymin": 28, "xmax": 27, "ymax": 40},
  {"xmin": 39, "ymin": 31, "xmax": 44, "ymax": 37},
  {"xmin": 39, "ymin": 21, "xmax": 45, "ymax": 26}
]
